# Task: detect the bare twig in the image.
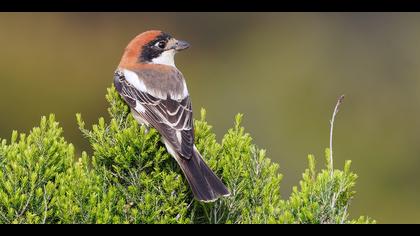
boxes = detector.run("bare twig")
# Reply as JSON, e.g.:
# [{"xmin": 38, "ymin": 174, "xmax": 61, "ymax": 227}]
[{"xmin": 329, "ymin": 95, "xmax": 345, "ymax": 176}]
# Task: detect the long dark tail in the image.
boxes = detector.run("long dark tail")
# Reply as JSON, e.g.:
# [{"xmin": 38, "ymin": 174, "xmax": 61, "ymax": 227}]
[{"xmin": 175, "ymin": 146, "xmax": 230, "ymax": 202}]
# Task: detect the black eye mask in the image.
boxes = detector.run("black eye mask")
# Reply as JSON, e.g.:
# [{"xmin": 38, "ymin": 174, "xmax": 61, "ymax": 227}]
[{"xmin": 139, "ymin": 32, "xmax": 172, "ymax": 63}]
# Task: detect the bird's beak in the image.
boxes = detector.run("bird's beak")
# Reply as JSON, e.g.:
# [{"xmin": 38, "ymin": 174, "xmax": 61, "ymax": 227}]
[{"xmin": 174, "ymin": 40, "xmax": 190, "ymax": 51}]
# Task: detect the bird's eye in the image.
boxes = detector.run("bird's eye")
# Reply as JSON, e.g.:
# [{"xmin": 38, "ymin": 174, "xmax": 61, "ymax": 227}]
[{"xmin": 155, "ymin": 41, "xmax": 166, "ymax": 49}]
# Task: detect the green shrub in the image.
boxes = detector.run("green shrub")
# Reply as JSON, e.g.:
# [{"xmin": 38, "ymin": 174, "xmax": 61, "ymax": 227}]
[
  {"xmin": 0, "ymin": 115, "xmax": 73, "ymax": 223},
  {"xmin": 0, "ymin": 86, "xmax": 374, "ymax": 224}
]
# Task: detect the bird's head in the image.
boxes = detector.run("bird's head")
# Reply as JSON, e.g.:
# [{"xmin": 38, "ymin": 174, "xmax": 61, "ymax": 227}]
[{"xmin": 119, "ymin": 30, "xmax": 190, "ymax": 68}]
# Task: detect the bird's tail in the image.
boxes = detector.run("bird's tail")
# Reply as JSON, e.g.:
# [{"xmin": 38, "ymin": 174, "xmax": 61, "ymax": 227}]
[{"xmin": 175, "ymin": 146, "xmax": 230, "ymax": 202}]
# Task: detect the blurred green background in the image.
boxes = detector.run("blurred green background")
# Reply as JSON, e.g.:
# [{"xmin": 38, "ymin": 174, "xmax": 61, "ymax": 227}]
[{"xmin": 0, "ymin": 12, "xmax": 419, "ymax": 223}]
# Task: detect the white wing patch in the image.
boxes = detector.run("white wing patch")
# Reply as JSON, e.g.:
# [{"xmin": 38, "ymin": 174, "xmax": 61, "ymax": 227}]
[{"xmin": 123, "ymin": 69, "xmax": 147, "ymax": 92}]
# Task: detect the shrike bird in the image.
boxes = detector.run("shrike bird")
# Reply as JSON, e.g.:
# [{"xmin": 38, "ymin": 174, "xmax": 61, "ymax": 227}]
[{"xmin": 113, "ymin": 30, "xmax": 230, "ymax": 202}]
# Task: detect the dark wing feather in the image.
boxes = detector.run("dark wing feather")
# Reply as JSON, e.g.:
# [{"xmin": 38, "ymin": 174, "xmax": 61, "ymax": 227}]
[{"xmin": 114, "ymin": 70, "xmax": 194, "ymax": 159}]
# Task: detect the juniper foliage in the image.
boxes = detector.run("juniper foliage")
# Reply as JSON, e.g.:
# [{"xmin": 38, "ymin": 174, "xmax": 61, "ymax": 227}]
[{"xmin": 0, "ymin": 86, "xmax": 374, "ymax": 224}]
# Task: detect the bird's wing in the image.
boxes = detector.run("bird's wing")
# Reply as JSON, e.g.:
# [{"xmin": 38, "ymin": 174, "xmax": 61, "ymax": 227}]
[{"xmin": 114, "ymin": 69, "xmax": 194, "ymax": 159}]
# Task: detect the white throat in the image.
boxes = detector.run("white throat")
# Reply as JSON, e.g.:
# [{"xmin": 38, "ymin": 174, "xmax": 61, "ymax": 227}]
[{"xmin": 151, "ymin": 49, "xmax": 176, "ymax": 67}]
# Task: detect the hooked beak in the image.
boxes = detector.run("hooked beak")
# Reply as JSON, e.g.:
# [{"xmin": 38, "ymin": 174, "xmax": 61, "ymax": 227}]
[{"xmin": 174, "ymin": 39, "xmax": 190, "ymax": 51}]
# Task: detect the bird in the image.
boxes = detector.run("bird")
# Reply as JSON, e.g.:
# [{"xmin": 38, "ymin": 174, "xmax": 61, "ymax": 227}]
[{"xmin": 113, "ymin": 30, "xmax": 230, "ymax": 202}]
